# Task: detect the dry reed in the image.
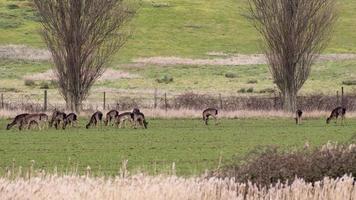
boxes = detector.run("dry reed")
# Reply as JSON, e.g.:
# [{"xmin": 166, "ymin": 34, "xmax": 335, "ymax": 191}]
[{"xmin": 0, "ymin": 173, "xmax": 354, "ymax": 200}]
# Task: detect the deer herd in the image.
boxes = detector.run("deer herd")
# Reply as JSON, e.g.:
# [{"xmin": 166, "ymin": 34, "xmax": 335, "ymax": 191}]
[
  {"xmin": 5, "ymin": 106, "xmax": 347, "ymax": 131},
  {"xmin": 6, "ymin": 108, "xmax": 148, "ymax": 131}
]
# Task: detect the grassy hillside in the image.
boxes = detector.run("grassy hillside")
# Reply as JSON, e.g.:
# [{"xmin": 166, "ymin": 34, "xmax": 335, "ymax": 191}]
[
  {"xmin": 0, "ymin": 0, "xmax": 356, "ymax": 62},
  {"xmin": 0, "ymin": 118, "xmax": 355, "ymax": 175}
]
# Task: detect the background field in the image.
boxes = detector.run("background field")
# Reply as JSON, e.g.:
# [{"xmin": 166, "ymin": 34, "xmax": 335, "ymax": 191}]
[
  {"xmin": 0, "ymin": 118, "xmax": 355, "ymax": 176},
  {"xmin": 1, "ymin": 0, "xmax": 356, "ymax": 99}
]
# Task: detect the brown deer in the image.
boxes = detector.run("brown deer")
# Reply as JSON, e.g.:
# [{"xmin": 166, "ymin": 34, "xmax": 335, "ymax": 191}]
[
  {"xmin": 295, "ymin": 109, "xmax": 303, "ymax": 125},
  {"xmin": 49, "ymin": 110, "xmax": 67, "ymax": 129},
  {"xmin": 326, "ymin": 106, "xmax": 346, "ymax": 124},
  {"xmin": 202, "ymin": 108, "xmax": 218, "ymax": 125},
  {"xmin": 63, "ymin": 113, "xmax": 78, "ymax": 129},
  {"xmin": 6, "ymin": 113, "xmax": 29, "ymax": 130},
  {"xmin": 115, "ymin": 112, "xmax": 134, "ymax": 128},
  {"xmin": 132, "ymin": 111, "xmax": 148, "ymax": 129},
  {"xmin": 104, "ymin": 110, "xmax": 119, "ymax": 126},
  {"xmin": 19, "ymin": 113, "xmax": 49, "ymax": 130},
  {"xmin": 86, "ymin": 111, "xmax": 103, "ymax": 129}
]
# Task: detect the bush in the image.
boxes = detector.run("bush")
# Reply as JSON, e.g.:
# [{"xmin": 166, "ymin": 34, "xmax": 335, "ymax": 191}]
[
  {"xmin": 156, "ymin": 75, "xmax": 173, "ymax": 84},
  {"xmin": 211, "ymin": 143, "xmax": 356, "ymax": 187},
  {"xmin": 246, "ymin": 87, "xmax": 254, "ymax": 93},
  {"xmin": 225, "ymin": 72, "xmax": 238, "ymax": 79},
  {"xmin": 247, "ymin": 80, "xmax": 258, "ymax": 84},
  {"xmin": 259, "ymin": 88, "xmax": 276, "ymax": 94},
  {"xmin": 24, "ymin": 79, "xmax": 36, "ymax": 87},
  {"xmin": 342, "ymin": 80, "xmax": 356, "ymax": 86},
  {"xmin": 39, "ymin": 81, "xmax": 50, "ymax": 89},
  {"xmin": 7, "ymin": 4, "xmax": 19, "ymax": 9},
  {"xmin": 237, "ymin": 88, "xmax": 246, "ymax": 93}
]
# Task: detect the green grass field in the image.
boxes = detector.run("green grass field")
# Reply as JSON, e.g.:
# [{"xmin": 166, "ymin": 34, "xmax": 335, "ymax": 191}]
[
  {"xmin": 1, "ymin": 0, "xmax": 356, "ymax": 61},
  {"xmin": 1, "ymin": 0, "xmax": 356, "ymax": 97},
  {"xmin": 0, "ymin": 118, "xmax": 355, "ymax": 176}
]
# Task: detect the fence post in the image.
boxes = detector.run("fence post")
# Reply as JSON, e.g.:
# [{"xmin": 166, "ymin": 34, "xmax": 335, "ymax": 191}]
[
  {"xmin": 154, "ymin": 88, "xmax": 157, "ymax": 109},
  {"xmin": 336, "ymin": 90, "xmax": 340, "ymax": 106},
  {"xmin": 1, "ymin": 93, "xmax": 3, "ymax": 110},
  {"xmin": 341, "ymin": 87, "xmax": 344, "ymax": 106},
  {"xmin": 103, "ymin": 92, "xmax": 106, "ymax": 110},
  {"xmin": 43, "ymin": 90, "xmax": 47, "ymax": 112},
  {"xmin": 164, "ymin": 93, "xmax": 168, "ymax": 112},
  {"xmin": 219, "ymin": 94, "xmax": 223, "ymax": 110}
]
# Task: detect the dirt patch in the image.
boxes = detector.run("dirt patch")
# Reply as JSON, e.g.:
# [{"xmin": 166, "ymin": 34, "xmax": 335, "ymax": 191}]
[
  {"xmin": 0, "ymin": 45, "xmax": 51, "ymax": 61},
  {"xmin": 133, "ymin": 54, "xmax": 356, "ymax": 66},
  {"xmin": 2, "ymin": 45, "xmax": 356, "ymax": 66},
  {"xmin": 23, "ymin": 69, "xmax": 140, "ymax": 81}
]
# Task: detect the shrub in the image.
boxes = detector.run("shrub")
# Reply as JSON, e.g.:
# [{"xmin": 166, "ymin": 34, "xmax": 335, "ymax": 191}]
[
  {"xmin": 237, "ymin": 88, "xmax": 246, "ymax": 93},
  {"xmin": 39, "ymin": 81, "xmax": 50, "ymax": 89},
  {"xmin": 212, "ymin": 143, "xmax": 356, "ymax": 187},
  {"xmin": 247, "ymin": 80, "xmax": 258, "ymax": 84},
  {"xmin": 7, "ymin": 4, "xmax": 19, "ymax": 9},
  {"xmin": 156, "ymin": 75, "xmax": 173, "ymax": 84},
  {"xmin": 224, "ymin": 72, "xmax": 237, "ymax": 79},
  {"xmin": 342, "ymin": 80, "xmax": 356, "ymax": 86},
  {"xmin": 246, "ymin": 87, "xmax": 254, "ymax": 93},
  {"xmin": 24, "ymin": 79, "xmax": 36, "ymax": 87},
  {"xmin": 259, "ymin": 88, "xmax": 276, "ymax": 94}
]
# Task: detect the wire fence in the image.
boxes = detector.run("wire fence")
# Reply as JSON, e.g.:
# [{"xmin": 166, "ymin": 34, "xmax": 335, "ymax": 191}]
[{"xmin": 0, "ymin": 87, "xmax": 355, "ymax": 112}]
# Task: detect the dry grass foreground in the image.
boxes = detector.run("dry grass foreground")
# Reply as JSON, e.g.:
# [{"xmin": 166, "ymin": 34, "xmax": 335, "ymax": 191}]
[{"xmin": 0, "ymin": 174, "xmax": 355, "ymax": 200}]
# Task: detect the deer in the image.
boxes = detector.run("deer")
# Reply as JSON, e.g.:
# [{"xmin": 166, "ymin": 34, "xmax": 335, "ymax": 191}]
[
  {"xmin": 104, "ymin": 110, "xmax": 119, "ymax": 126},
  {"xmin": 86, "ymin": 111, "xmax": 103, "ymax": 129},
  {"xmin": 326, "ymin": 106, "xmax": 346, "ymax": 125},
  {"xmin": 19, "ymin": 113, "xmax": 49, "ymax": 130},
  {"xmin": 6, "ymin": 113, "xmax": 29, "ymax": 130},
  {"xmin": 131, "ymin": 110, "xmax": 148, "ymax": 129},
  {"xmin": 202, "ymin": 108, "xmax": 218, "ymax": 125},
  {"xmin": 115, "ymin": 112, "xmax": 134, "ymax": 128},
  {"xmin": 49, "ymin": 110, "xmax": 67, "ymax": 130},
  {"xmin": 63, "ymin": 113, "xmax": 78, "ymax": 129},
  {"xmin": 295, "ymin": 109, "xmax": 303, "ymax": 125}
]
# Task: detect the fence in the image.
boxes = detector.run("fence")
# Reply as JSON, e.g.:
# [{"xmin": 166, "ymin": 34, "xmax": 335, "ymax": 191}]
[{"xmin": 0, "ymin": 87, "xmax": 354, "ymax": 112}]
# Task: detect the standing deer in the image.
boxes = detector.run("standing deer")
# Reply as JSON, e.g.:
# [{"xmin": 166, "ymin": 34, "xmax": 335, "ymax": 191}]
[
  {"xmin": 86, "ymin": 111, "xmax": 103, "ymax": 129},
  {"xmin": 104, "ymin": 110, "xmax": 119, "ymax": 126},
  {"xmin": 295, "ymin": 109, "xmax": 303, "ymax": 125},
  {"xmin": 63, "ymin": 113, "xmax": 78, "ymax": 129},
  {"xmin": 202, "ymin": 108, "xmax": 218, "ymax": 125},
  {"xmin": 132, "ymin": 111, "xmax": 148, "ymax": 129},
  {"xmin": 326, "ymin": 106, "xmax": 346, "ymax": 124},
  {"xmin": 6, "ymin": 113, "xmax": 29, "ymax": 130}
]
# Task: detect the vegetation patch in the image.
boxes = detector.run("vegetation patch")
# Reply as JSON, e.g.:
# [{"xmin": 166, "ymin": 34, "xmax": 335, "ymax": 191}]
[{"xmin": 213, "ymin": 142, "xmax": 356, "ymax": 187}]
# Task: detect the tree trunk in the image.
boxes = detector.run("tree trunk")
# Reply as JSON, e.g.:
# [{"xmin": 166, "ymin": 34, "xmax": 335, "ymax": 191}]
[{"xmin": 282, "ymin": 89, "xmax": 297, "ymax": 113}]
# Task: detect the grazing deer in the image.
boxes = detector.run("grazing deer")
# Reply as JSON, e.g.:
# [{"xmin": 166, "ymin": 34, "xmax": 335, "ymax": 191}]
[
  {"xmin": 115, "ymin": 112, "xmax": 134, "ymax": 128},
  {"xmin": 50, "ymin": 111, "xmax": 67, "ymax": 130},
  {"xmin": 104, "ymin": 110, "xmax": 119, "ymax": 126},
  {"xmin": 63, "ymin": 113, "xmax": 78, "ymax": 129},
  {"xmin": 132, "ymin": 111, "xmax": 148, "ymax": 129},
  {"xmin": 19, "ymin": 113, "xmax": 49, "ymax": 130},
  {"xmin": 202, "ymin": 108, "xmax": 218, "ymax": 125},
  {"xmin": 86, "ymin": 111, "xmax": 103, "ymax": 129},
  {"xmin": 6, "ymin": 113, "xmax": 29, "ymax": 130},
  {"xmin": 295, "ymin": 109, "xmax": 303, "ymax": 125},
  {"xmin": 326, "ymin": 106, "xmax": 346, "ymax": 124}
]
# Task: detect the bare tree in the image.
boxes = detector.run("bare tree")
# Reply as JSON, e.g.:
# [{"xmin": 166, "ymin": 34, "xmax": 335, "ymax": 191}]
[
  {"xmin": 247, "ymin": 0, "xmax": 337, "ymax": 112},
  {"xmin": 33, "ymin": 0, "xmax": 136, "ymax": 112}
]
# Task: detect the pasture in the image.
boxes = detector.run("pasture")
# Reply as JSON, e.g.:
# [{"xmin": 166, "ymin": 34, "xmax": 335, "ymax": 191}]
[{"xmin": 0, "ymin": 117, "xmax": 355, "ymax": 176}]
